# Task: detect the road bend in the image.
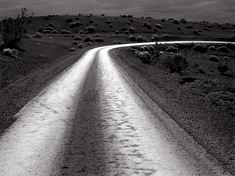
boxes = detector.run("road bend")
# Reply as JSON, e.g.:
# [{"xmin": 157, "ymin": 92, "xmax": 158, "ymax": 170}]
[{"xmin": 0, "ymin": 42, "xmax": 233, "ymax": 176}]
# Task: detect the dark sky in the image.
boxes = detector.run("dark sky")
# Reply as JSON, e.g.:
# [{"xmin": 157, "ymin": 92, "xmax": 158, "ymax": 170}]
[{"xmin": 0, "ymin": 0, "xmax": 234, "ymax": 23}]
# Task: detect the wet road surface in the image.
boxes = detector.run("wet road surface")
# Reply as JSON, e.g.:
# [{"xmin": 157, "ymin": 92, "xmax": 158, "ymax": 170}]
[{"xmin": 0, "ymin": 42, "xmax": 233, "ymax": 176}]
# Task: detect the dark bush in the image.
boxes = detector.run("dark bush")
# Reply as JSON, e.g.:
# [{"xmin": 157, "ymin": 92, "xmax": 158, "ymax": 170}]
[
  {"xmin": 77, "ymin": 43, "xmax": 83, "ymax": 48},
  {"xmin": 115, "ymin": 31, "xmax": 120, "ymax": 34},
  {"xmin": 163, "ymin": 34, "xmax": 170, "ymax": 40},
  {"xmin": 86, "ymin": 26, "xmax": 95, "ymax": 33},
  {"xmin": 32, "ymin": 32, "xmax": 43, "ymax": 38},
  {"xmin": 128, "ymin": 35, "xmax": 136, "ymax": 41},
  {"xmin": 217, "ymin": 63, "xmax": 229, "ymax": 75},
  {"xmin": 129, "ymin": 27, "xmax": 135, "ymax": 33},
  {"xmin": 73, "ymin": 41, "xmax": 79, "ymax": 45},
  {"xmin": 217, "ymin": 46, "xmax": 229, "ymax": 53},
  {"xmin": 78, "ymin": 30, "xmax": 84, "ymax": 34},
  {"xmin": 180, "ymin": 18, "xmax": 187, "ymax": 24},
  {"xmin": 185, "ymin": 25, "xmax": 193, "ymax": 29},
  {"xmin": 193, "ymin": 30, "xmax": 200, "ymax": 35},
  {"xmin": 52, "ymin": 30, "xmax": 58, "ymax": 34},
  {"xmin": 193, "ymin": 44, "xmax": 208, "ymax": 53},
  {"xmin": 84, "ymin": 36, "xmax": 94, "ymax": 42},
  {"xmin": 155, "ymin": 24, "xmax": 162, "ymax": 29},
  {"xmin": 42, "ymin": 30, "xmax": 51, "ymax": 34},
  {"xmin": 136, "ymin": 35, "xmax": 147, "ymax": 42},
  {"xmin": 73, "ymin": 36, "xmax": 81, "ymax": 40},
  {"xmin": 209, "ymin": 55, "xmax": 219, "ymax": 62},
  {"xmin": 1, "ymin": 8, "xmax": 28, "ymax": 49},
  {"xmin": 70, "ymin": 21, "xmax": 82, "ymax": 28},
  {"xmin": 209, "ymin": 46, "xmax": 216, "ymax": 51},
  {"xmin": 161, "ymin": 18, "xmax": 165, "ymax": 22},
  {"xmin": 94, "ymin": 37, "xmax": 105, "ymax": 42},
  {"xmin": 143, "ymin": 22, "xmax": 152, "ymax": 30},
  {"xmin": 173, "ymin": 20, "xmax": 179, "ymax": 24},
  {"xmin": 166, "ymin": 46, "xmax": 178, "ymax": 53},
  {"xmin": 177, "ymin": 26, "xmax": 181, "ymax": 30},
  {"xmin": 61, "ymin": 30, "xmax": 71, "ymax": 34},
  {"xmin": 163, "ymin": 54, "xmax": 188, "ymax": 73},
  {"xmin": 226, "ymin": 43, "xmax": 235, "ymax": 50},
  {"xmin": 151, "ymin": 34, "xmax": 158, "ymax": 41},
  {"xmin": 45, "ymin": 26, "xmax": 53, "ymax": 31},
  {"xmin": 124, "ymin": 31, "xmax": 130, "ymax": 34},
  {"xmin": 105, "ymin": 20, "xmax": 111, "ymax": 24}
]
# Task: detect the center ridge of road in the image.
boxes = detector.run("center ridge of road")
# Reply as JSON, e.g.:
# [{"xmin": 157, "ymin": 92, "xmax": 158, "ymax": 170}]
[{"xmin": 0, "ymin": 41, "xmax": 233, "ymax": 176}]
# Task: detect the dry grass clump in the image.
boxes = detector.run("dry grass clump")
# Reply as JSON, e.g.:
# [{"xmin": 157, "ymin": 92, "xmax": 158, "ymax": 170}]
[
  {"xmin": 217, "ymin": 46, "xmax": 229, "ymax": 53},
  {"xmin": 32, "ymin": 32, "xmax": 43, "ymax": 38},
  {"xmin": 155, "ymin": 24, "xmax": 163, "ymax": 29},
  {"xmin": 166, "ymin": 46, "xmax": 178, "ymax": 53},
  {"xmin": 84, "ymin": 36, "xmax": 94, "ymax": 42}
]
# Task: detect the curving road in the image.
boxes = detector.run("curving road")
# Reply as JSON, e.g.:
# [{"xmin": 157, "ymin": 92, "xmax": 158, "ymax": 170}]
[{"xmin": 0, "ymin": 41, "xmax": 233, "ymax": 176}]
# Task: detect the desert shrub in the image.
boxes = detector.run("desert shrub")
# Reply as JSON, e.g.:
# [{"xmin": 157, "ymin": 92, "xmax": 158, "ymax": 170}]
[
  {"xmin": 185, "ymin": 25, "xmax": 193, "ymax": 29},
  {"xmin": 78, "ymin": 30, "xmax": 84, "ymax": 34},
  {"xmin": 209, "ymin": 55, "xmax": 219, "ymax": 62},
  {"xmin": 163, "ymin": 54, "xmax": 188, "ymax": 73},
  {"xmin": 45, "ymin": 26, "xmax": 53, "ymax": 31},
  {"xmin": 89, "ymin": 20, "xmax": 93, "ymax": 24},
  {"xmin": 193, "ymin": 44, "xmax": 208, "ymax": 53},
  {"xmin": 3, "ymin": 48, "xmax": 13, "ymax": 56},
  {"xmin": 128, "ymin": 35, "xmax": 136, "ymax": 41},
  {"xmin": 70, "ymin": 21, "xmax": 82, "ymax": 28},
  {"xmin": 32, "ymin": 32, "xmax": 43, "ymax": 38},
  {"xmin": 155, "ymin": 24, "xmax": 162, "ymax": 29},
  {"xmin": 86, "ymin": 26, "xmax": 95, "ymax": 33},
  {"xmin": 38, "ymin": 28, "xmax": 44, "ymax": 33},
  {"xmin": 163, "ymin": 34, "xmax": 170, "ymax": 40},
  {"xmin": 105, "ymin": 20, "xmax": 111, "ymax": 24},
  {"xmin": 209, "ymin": 46, "xmax": 216, "ymax": 51},
  {"xmin": 84, "ymin": 36, "xmax": 94, "ymax": 42},
  {"xmin": 1, "ymin": 8, "xmax": 28, "ymax": 49},
  {"xmin": 193, "ymin": 30, "xmax": 200, "ymax": 35},
  {"xmin": 217, "ymin": 63, "xmax": 229, "ymax": 75},
  {"xmin": 143, "ymin": 22, "xmax": 152, "ymax": 30},
  {"xmin": 173, "ymin": 20, "xmax": 179, "ymax": 24},
  {"xmin": 151, "ymin": 34, "xmax": 159, "ymax": 41},
  {"xmin": 166, "ymin": 46, "xmax": 178, "ymax": 53},
  {"xmin": 109, "ymin": 24, "xmax": 113, "ymax": 28},
  {"xmin": 77, "ymin": 43, "xmax": 83, "ymax": 48},
  {"xmin": 226, "ymin": 43, "xmax": 235, "ymax": 50},
  {"xmin": 43, "ymin": 30, "xmax": 51, "ymax": 34},
  {"xmin": 73, "ymin": 36, "xmax": 81, "ymax": 40},
  {"xmin": 73, "ymin": 41, "xmax": 79, "ymax": 45},
  {"xmin": 233, "ymin": 30, "xmax": 235, "ymax": 33},
  {"xmin": 94, "ymin": 37, "xmax": 105, "ymax": 42},
  {"xmin": 136, "ymin": 35, "xmax": 147, "ymax": 42},
  {"xmin": 177, "ymin": 26, "xmax": 181, "ymax": 30},
  {"xmin": 115, "ymin": 31, "xmax": 120, "ymax": 34},
  {"xmin": 161, "ymin": 18, "xmax": 165, "ymax": 22},
  {"xmin": 124, "ymin": 31, "xmax": 130, "ymax": 34},
  {"xmin": 66, "ymin": 18, "xmax": 72, "ymax": 22},
  {"xmin": 129, "ymin": 27, "xmax": 135, "ymax": 33},
  {"xmin": 101, "ymin": 14, "xmax": 105, "ymax": 16},
  {"xmin": 180, "ymin": 18, "xmax": 187, "ymax": 24},
  {"xmin": 127, "ymin": 22, "xmax": 131, "ymax": 25},
  {"xmin": 52, "ymin": 30, "xmax": 58, "ymax": 34},
  {"xmin": 120, "ymin": 27, "xmax": 127, "ymax": 32},
  {"xmin": 87, "ymin": 42, "xmax": 92, "ymax": 45},
  {"xmin": 137, "ymin": 51, "xmax": 151, "ymax": 64},
  {"xmin": 217, "ymin": 46, "xmax": 229, "ymax": 53},
  {"xmin": 61, "ymin": 30, "xmax": 71, "ymax": 34}
]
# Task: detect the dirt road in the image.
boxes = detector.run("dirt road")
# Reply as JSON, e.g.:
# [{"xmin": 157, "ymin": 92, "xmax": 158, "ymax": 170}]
[{"xmin": 0, "ymin": 43, "xmax": 232, "ymax": 176}]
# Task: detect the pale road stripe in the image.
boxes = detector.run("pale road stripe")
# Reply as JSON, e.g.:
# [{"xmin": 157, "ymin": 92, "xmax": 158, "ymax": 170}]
[{"xmin": 0, "ymin": 41, "xmax": 234, "ymax": 176}]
